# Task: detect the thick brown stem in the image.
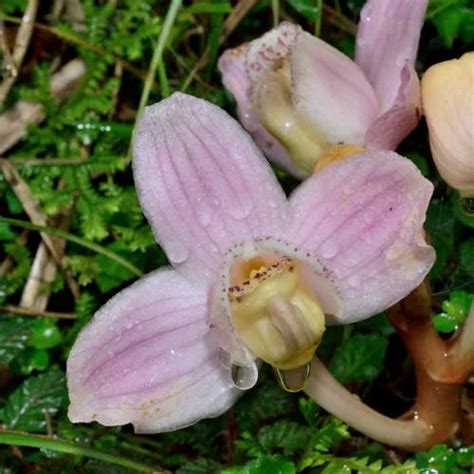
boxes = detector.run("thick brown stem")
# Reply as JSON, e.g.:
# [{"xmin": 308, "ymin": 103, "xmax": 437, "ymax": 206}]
[
  {"xmin": 386, "ymin": 281, "xmax": 472, "ymax": 448},
  {"xmin": 304, "ymin": 280, "xmax": 472, "ymax": 451}
]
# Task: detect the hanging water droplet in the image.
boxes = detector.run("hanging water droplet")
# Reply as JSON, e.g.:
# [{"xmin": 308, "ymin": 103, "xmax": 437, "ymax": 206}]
[
  {"xmin": 274, "ymin": 363, "xmax": 311, "ymax": 393},
  {"xmin": 230, "ymin": 362, "xmax": 258, "ymax": 390},
  {"xmin": 166, "ymin": 241, "xmax": 189, "ymax": 264},
  {"xmin": 459, "ymin": 196, "xmax": 474, "ymax": 216}
]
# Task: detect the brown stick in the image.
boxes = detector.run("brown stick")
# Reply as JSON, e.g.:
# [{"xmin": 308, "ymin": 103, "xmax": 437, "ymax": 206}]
[
  {"xmin": 0, "ymin": 305, "xmax": 76, "ymax": 319},
  {"xmin": 0, "ymin": 0, "xmax": 39, "ymax": 104},
  {"xmin": 0, "ymin": 59, "xmax": 86, "ymax": 155},
  {"xmin": 20, "ymin": 211, "xmax": 72, "ymax": 310},
  {"xmin": 0, "ymin": 159, "xmax": 80, "ymax": 299}
]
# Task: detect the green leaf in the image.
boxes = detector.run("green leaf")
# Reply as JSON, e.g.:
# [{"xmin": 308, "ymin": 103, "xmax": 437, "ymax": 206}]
[
  {"xmin": 176, "ymin": 457, "xmax": 222, "ymax": 474},
  {"xmin": 223, "ymin": 455, "xmax": 296, "ymax": 474},
  {"xmin": 312, "ymin": 418, "xmax": 350, "ymax": 453},
  {"xmin": 460, "ymin": 239, "xmax": 474, "ymax": 276},
  {"xmin": 0, "ymin": 317, "xmax": 33, "ymax": 365},
  {"xmin": 459, "ymin": 8, "xmax": 474, "ymax": 44},
  {"xmin": 433, "ymin": 291, "xmax": 473, "ymax": 333},
  {"xmin": 183, "ymin": 2, "xmax": 232, "ymax": 15},
  {"xmin": 28, "ymin": 320, "xmax": 63, "ymax": 349},
  {"xmin": 406, "ymin": 152, "xmax": 430, "ymax": 177},
  {"xmin": 416, "ymin": 444, "xmax": 473, "ymax": 474},
  {"xmin": 287, "ymin": 0, "xmax": 319, "ymax": 20},
  {"xmin": 12, "ymin": 348, "xmax": 50, "ymax": 374},
  {"xmin": 258, "ymin": 421, "xmax": 312, "ymax": 455},
  {"xmin": 298, "ymin": 398, "xmax": 321, "ymax": 426},
  {"xmin": 432, "ymin": 6, "xmax": 463, "ymax": 47},
  {"xmin": 452, "ymin": 193, "xmax": 474, "ymax": 229},
  {"xmin": 330, "ymin": 334, "xmax": 388, "ymax": 383},
  {"xmin": 299, "ymin": 418, "xmax": 350, "ymax": 470},
  {"xmin": 0, "ymin": 223, "xmax": 16, "ymax": 241},
  {"xmin": 426, "ymin": 199, "xmax": 457, "ymax": 279},
  {"xmin": 5, "ymin": 190, "xmax": 23, "ymax": 215},
  {"xmin": 95, "ymin": 243, "xmax": 138, "ymax": 293},
  {"xmin": 1, "ymin": 369, "xmax": 67, "ymax": 431}
]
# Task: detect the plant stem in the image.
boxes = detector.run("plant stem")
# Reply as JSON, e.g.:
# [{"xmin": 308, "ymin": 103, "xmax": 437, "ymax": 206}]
[
  {"xmin": 137, "ymin": 0, "xmax": 182, "ymax": 115},
  {"xmin": 0, "ymin": 430, "xmax": 162, "ymax": 472},
  {"xmin": 0, "ymin": 216, "xmax": 144, "ymax": 278},
  {"xmin": 315, "ymin": 0, "xmax": 323, "ymax": 37},
  {"xmin": 304, "ymin": 358, "xmax": 432, "ymax": 450},
  {"xmin": 129, "ymin": 0, "xmax": 182, "ymax": 163},
  {"xmin": 271, "ymin": 0, "xmax": 279, "ymax": 26}
]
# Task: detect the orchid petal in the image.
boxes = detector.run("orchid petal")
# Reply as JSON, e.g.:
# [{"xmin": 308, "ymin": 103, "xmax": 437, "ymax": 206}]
[
  {"xmin": 67, "ymin": 269, "xmax": 239, "ymax": 433},
  {"xmin": 290, "ymin": 31, "xmax": 378, "ymax": 146},
  {"xmin": 356, "ymin": 0, "xmax": 427, "ymax": 115},
  {"xmin": 365, "ymin": 63, "xmax": 421, "ymax": 150},
  {"xmin": 218, "ymin": 46, "xmax": 297, "ymax": 175},
  {"xmin": 133, "ymin": 93, "xmax": 288, "ymax": 285},
  {"xmin": 288, "ymin": 151, "xmax": 434, "ymax": 323}
]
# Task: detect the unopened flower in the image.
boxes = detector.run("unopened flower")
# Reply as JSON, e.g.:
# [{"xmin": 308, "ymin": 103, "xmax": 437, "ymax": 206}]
[
  {"xmin": 219, "ymin": 0, "xmax": 427, "ymax": 177},
  {"xmin": 67, "ymin": 93, "xmax": 434, "ymax": 433},
  {"xmin": 422, "ymin": 52, "xmax": 474, "ymax": 213}
]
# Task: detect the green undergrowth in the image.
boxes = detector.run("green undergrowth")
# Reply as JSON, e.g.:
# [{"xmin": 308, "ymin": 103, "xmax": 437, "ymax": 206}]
[{"xmin": 0, "ymin": 0, "xmax": 473, "ymax": 472}]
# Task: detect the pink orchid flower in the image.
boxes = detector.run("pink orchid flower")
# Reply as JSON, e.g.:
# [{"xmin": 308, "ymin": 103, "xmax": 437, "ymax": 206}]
[
  {"xmin": 67, "ymin": 93, "xmax": 434, "ymax": 433},
  {"xmin": 218, "ymin": 0, "xmax": 428, "ymax": 178}
]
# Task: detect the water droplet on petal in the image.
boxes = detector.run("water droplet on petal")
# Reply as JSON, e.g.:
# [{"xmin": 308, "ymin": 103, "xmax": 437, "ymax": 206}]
[
  {"xmin": 166, "ymin": 241, "xmax": 189, "ymax": 264},
  {"xmin": 229, "ymin": 200, "xmax": 254, "ymax": 220},
  {"xmin": 230, "ymin": 362, "xmax": 258, "ymax": 390},
  {"xmin": 320, "ymin": 241, "xmax": 338, "ymax": 259},
  {"xmin": 197, "ymin": 204, "xmax": 212, "ymax": 227},
  {"xmin": 274, "ymin": 363, "xmax": 311, "ymax": 393},
  {"xmin": 346, "ymin": 274, "xmax": 361, "ymax": 288}
]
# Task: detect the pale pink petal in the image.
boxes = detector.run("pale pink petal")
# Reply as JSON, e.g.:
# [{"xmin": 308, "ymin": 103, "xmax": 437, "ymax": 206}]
[
  {"xmin": 67, "ymin": 269, "xmax": 239, "ymax": 433},
  {"xmin": 133, "ymin": 93, "xmax": 288, "ymax": 286},
  {"xmin": 290, "ymin": 31, "xmax": 378, "ymax": 145},
  {"xmin": 355, "ymin": 0, "xmax": 427, "ymax": 114},
  {"xmin": 244, "ymin": 21, "xmax": 300, "ymax": 84},
  {"xmin": 365, "ymin": 63, "xmax": 421, "ymax": 150},
  {"xmin": 287, "ymin": 151, "xmax": 434, "ymax": 323},
  {"xmin": 218, "ymin": 22, "xmax": 304, "ymax": 175},
  {"xmin": 218, "ymin": 46, "xmax": 296, "ymax": 175}
]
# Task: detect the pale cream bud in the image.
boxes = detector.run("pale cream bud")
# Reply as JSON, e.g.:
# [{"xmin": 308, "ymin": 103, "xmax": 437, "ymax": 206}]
[{"xmin": 422, "ymin": 53, "xmax": 474, "ymax": 211}]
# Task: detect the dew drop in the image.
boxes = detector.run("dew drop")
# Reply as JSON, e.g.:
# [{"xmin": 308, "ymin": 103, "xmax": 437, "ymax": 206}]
[
  {"xmin": 230, "ymin": 362, "xmax": 258, "ymax": 390},
  {"xmin": 274, "ymin": 363, "xmax": 311, "ymax": 393},
  {"xmin": 362, "ymin": 209, "xmax": 375, "ymax": 224},
  {"xmin": 229, "ymin": 200, "xmax": 254, "ymax": 220},
  {"xmin": 346, "ymin": 274, "xmax": 361, "ymax": 288},
  {"xmin": 197, "ymin": 204, "xmax": 212, "ymax": 227},
  {"xmin": 166, "ymin": 240, "xmax": 189, "ymax": 264},
  {"xmin": 320, "ymin": 241, "xmax": 338, "ymax": 259}
]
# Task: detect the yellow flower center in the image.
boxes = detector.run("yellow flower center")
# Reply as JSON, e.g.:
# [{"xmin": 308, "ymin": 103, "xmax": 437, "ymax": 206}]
[{"xmin": 228, "ymin": 253, "xmax": 325, "ymax": 371}]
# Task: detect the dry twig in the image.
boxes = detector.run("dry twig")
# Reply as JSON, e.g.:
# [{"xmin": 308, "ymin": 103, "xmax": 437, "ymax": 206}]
[
  {"xmin": 0, "ymin": 159, "xmax": 80, "ymax": 299},
  {"xmin": 0, "ymin": 59, "xmax": 86, "ymax": 155},
  {"xmin": 0, "ymin": 0, "xmax": 39, "ymax": 104}
]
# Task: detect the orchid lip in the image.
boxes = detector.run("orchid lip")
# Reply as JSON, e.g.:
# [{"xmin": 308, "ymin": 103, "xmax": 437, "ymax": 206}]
[{"xmin": 209, "ymin": 237, "xmax": 342, "ymax": 391}]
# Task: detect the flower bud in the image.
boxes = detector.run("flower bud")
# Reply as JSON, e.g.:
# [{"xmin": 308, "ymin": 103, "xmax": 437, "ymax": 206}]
[{"xmin": 422, "ymin": 53, "xmax": 474, "ymax": 212}]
